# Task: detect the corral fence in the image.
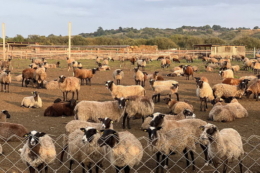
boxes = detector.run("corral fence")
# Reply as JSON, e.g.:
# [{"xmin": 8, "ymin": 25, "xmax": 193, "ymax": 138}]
[{"xmin": 0, "ymin": 134, "xmax": 259, "ymax": 173}]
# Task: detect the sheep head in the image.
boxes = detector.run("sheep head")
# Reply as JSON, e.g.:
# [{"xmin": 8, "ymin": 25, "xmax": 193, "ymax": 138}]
[
  {"xmin": 149, "ymin": 112, "xmax": 165, "ymax": 127},
  {"xmin": 97, "ymin": 129, "xmax": 119, "ymax": 148},
  {"xmin": 199, "ymin": 124, "xmax": 218, "ymax": 142},
  {"xmin": 24, "ymin": 130, "xmax": 46, "ymax": 147},
  {"xmin": 81, "ymin": 127, "xmax": 98, "ymax": 143},
  {"xmin": 1, "ymin": 110, "xmax": 11, "ymax": 119},
  {"xmin": 58, "ymin": 75, "xmax": 66, "ymax": 83}
]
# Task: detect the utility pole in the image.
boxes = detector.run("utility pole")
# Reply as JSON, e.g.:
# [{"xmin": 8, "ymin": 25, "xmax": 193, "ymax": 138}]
[
  {"xmin": 68, "ymin": 22, "xmax": 71, "ymax": 59},
  {"xmin": 2, "ymin": 23, "xmax": 5, "ymax": 60}
]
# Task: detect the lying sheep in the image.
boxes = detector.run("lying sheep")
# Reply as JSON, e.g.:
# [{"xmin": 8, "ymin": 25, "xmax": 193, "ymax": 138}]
[
  {"xmin": 245, "ymin": 79, "xmax": 260, "ymax": 101},
  {"xmin": 74, "ymin": 100, "xmax": 125, "ymax": 122},
  {"xmin": 152, "ymin": 83, "xmax": 179, "ymax": 102},
  {"xmin": 0, "ymin": 70, "xmax": 11, "ymax": 92},
  {"xmin": 20, "ymin": 130, "xmax": 56, "ymax": 173},
  {"xmin": 105, "ymin": 80, "xmax": 145, "ymax": 99},
  {"xmin": 166, "ymin": 69, "xmax": 184, "ymax": 77},
  {"xmin": 97, "ymin": 129, "xmax": 143, "ymax": 173},
  {"xmin": 67, "ymin": 128, "xmax": 104, "ymax": 173},
  {"xmin": 97, "ymin": 63, "xmax": 111, "ymax": 71},
  {"xmin": 232, "ymin": 65, "xmax": 240, "ymax": 72},
  {"xmin": 200, "ymin": 124, "xmax": 244, "ymax": 173},
  {"xmin": 21, "ymin": 91, "xmax": 42, "ymax": 108},
  {"xmin": 116, "ymin": 96, "xmax": 154, "ymax": 129},
  {"xmin": 112, "ymin": 69, "xmax": 124, "ymax": 85},
  {"xmin": 163, "ymin": 98, "xmax": 193, "ymax": 115},
  {"xmin": 209, "ymin": 98, "xmax": 248, "ymax": 122},
  {"xmin": 58, "ymin": 75, "xmax": 80, "ymax": 101},
  {"xmin": 44, "ymin": 99, "xmax": 77, "ymax": 117},
  {"xmin": 45, "ymin": 80, "xmax": 59, "ymax": 90}
]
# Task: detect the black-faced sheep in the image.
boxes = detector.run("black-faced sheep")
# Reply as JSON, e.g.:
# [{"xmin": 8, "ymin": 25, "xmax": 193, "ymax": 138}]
[
  {"xmin": 152, "ymin": 83, "xmax": 179, "ymax": 102},
  {"xmin": 21, "ymin": 91, "xmax": 42, "ymax": 108},
  {"xmin": 105, "ymin": 80, "xmax": 145, "ymax": 99},
  {"xmin": 112, "ymin": 69, "xmax": 124, "ymax": 85},
  {"xmin": 219, "ymin": 69, "xmax": 234, "ymax": 79},
  {"xmin": 44, "ymin": 99, "xmax": 77, "ymax": 117},
  {"xmin": 133, "ymin": 67, "xmax": 146, "ymax": 87},
  {"xmin": 0, "ymin": 110, "xmax": 11, "ymax": 122},
  {"xmin": 0, "ymin": 70, "xmax": 11, "ymax": 92},
  {"xmin": 163, "ymin": 98, "xmax": 193, "ymax": 115},
  {"xmin": 58, "ymin": 75, "xmax": 80, "ymax": 101},
  {"xmin": 182, "ymin": 65, "xmax": 194, "ymax": 80},
  {"xmin": 20, "ymin": 130, "xmax": 56, "ymax": 173},
  {"xmin": 97, "ymin": 129, "xmax": 143, "ymax": 173},
  {"xmin": 199, "ymin": 124, "xmax": 244, "ymax": 173},
  {"xmin": 245, "ymin": 79, "xmax": 260, "ymax": 101},
  {"xmin": 67, "ymin": 57, "xmax": 75, "ymax": 71},
  {"xmin": 153, "ymin": 71, "xmax": 164, "ymax": 81},
  {"xmin": 116, "ymin": 96, "xmax": 154, "ymax": 129},
  {"xmin": 97, "ymin": 62, "xmax": 111, "ymax": 71}
]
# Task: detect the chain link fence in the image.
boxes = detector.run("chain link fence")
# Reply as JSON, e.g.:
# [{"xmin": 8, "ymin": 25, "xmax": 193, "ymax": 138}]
[{"xmin": 0, "ymin": 133, "xmax": 259, "ymax": 173}]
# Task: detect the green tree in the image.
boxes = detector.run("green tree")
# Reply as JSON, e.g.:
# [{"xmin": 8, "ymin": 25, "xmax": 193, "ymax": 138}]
[
  {"xmin": 232, "ymin": 36, "xmax": 260, "ymax": 49},
  {"xmin": 13, "ymin": 34, "xmax": 25, "ymax": 42},
  {"xmin": 146, "ymin": 37, "xmax": 177, "ymax": 49}
]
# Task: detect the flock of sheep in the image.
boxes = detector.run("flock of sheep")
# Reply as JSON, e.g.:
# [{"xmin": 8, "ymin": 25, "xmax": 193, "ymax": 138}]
[{"xmin": 0, "ymin": 53, "xmax": 259, "ymax": 173}]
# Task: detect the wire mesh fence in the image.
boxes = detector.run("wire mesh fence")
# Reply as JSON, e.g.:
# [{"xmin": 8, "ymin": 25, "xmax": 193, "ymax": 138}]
[{"xmin": 0, "ymin": 133, "xmax": 259, "ymax": 173}]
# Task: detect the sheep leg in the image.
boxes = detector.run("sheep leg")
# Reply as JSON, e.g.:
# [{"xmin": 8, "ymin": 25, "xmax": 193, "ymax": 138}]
[
  {"xmin": 122, "ymin": 113, "xmax": 128, "ymax": 129},
  {"xmin": 96, "ymin": 162, "xmax": 102, "ymax": 173},
  {"xmin": 158, "ymin": 94, "xmax": 161, "ymax": 102},
  {"xmin": 204, "ymin": 97, "xmax": 208, "ymax": 111},
  {"xmin": 124, "ymin": 166, "xmax": 130, "ymax": 173},
  {"xmin": 222, "ymin": 159, "xmax": 228, "ymax": 173},
  {"xmin": 44, "ymin": 165, "xmax": 48, "ymax": 173},
  {"xmin": 175, "ymin": 93, "xmax": 179, "ymax": 101},
  {"xmin": 183, "ymin": 148, "xmax": 190, "ymax": 168},
  {"xmin": 65, "ymin": 91, "xmax": 69, "ymax": 101},
  {"xmin": 127, "ymin": 116, "xmax": 131, "ymax": 129},
  {"xmin": 200, "ymin": 98, "xmax": 203, "ymax": 111},
  {"xmin": 189, "ymin": 151, "xmax": 195, "ymax": 170},
  {"xmin": 115, "ymin": 166, "xmax": 123, "ymax": 173},
  {"xmin": 71, "ymin": 91, "xmax": 75, "ymax": 100},
  {"xmin": 60, "ymin": 144, "xmax": 68, "ymax": 163},
  {"xmin": 239, "ymin": 160, "xmax": 243, "ymax": 173},
  {"xmin": 36, "ymin": 163, "xmax": 44, "ymax": 172},
  {"xmin": 152, "ymin": 94, "xmax": 158, "ymax": 103},
  {"xmin": 68, "ymin": 160, "xmax": 74, "ymax": 173},
  {"xmin": 0, "ymin": 83, "xmax": 3, "ymax": 92},
  {"xmin": 88, "ymin": 78, "xmax": 92, "ymax": 86},
  {"xmin": 76, "ymin": 90, "xmax": 79, "ymax": 100},
  {"xmin": 63, "ymin": 92, "xmax": 66, "ymax": 101},
  {"xmin": 155, "ymin": 152, "xmax": 161, "ymax": 173},
  {"xmin": 200, "ymin": 144, "xmax": 208, "ymax": 164}
]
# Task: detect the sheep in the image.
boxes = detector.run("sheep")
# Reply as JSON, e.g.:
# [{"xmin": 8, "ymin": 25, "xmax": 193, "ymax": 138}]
[
  {"xmin": 97, "ymin": 129, "xmax": 143, "ymax": 173},
  {"xmin": 245, "ymin": 79, "xmax": 260, "ymax": 101},
  {"xmin": 34, "ymin": 66, "xmax": 47, "ymax": 88},
  {"xmin": 166, "ymin": 69, "xmax": 184, "ymax": 77},
  {"xmin": 219, "ymin": 60, "xmax": 232, "ymax": 69},
  {"xmin": 209, "ymin": 98, "xmax": 248, "ymax": 122},
  {"xmin": 184, "ymin": 55, "xmax": 193, "ymax": 63},
  {"xmin": 196, "ymin": 80, "xmax": 214, "ymax": 111},
  {"xmin": 21, "ymin": 67, "xmax": 37, "ymax": 87},
  {"xmin": 45, "ymin": 80, "xmax": 59, "ymax": 90},
  {"xmin": 0, "ymin": 58, "xmax": 12, "ymax": 70},
  {"xmin": 205, "ymin": 63, "xmax": 219, "ymax": 69},
  {"xmin": 0, "ymin": 70, "xmax": 11, "ymax": 92},
  {"xmin": 194, "ymin": 76, "xmax": 209, "ymax": 84},
  {"xmin": 67, "ymin": 127, "xmax": 104, "ymax": 173},
  {"xmin": 133, "ymin": 67, "xmax": 146, "ymax": 87},
  {"xmin": 44, "ymin": 99, "xmax": 77, "ymax": 117},
  {"xmin": 116, "ymin": 96, "xmax": 154, "ymax": 129},
  {"xmin": 149, "ymin": 79, "xmax": 178, "ymax": 88},
  {"xmin": 97, "ymin": 62, "xmax": 111, "ymax": 71},
  {"xmin": 20, "ymin": 130, "xmax": 56, "ymax": 173},
  {"xmin": 58, "ymin": 75, "xmax": 80, "ymax": 101},
  {"xmin": 112, "ymin": 69, "xmax": 124, "ymax": 85},
  {"xmin": 182, "ymin": 65, "xmax": 194, "ymax": 80},
  {"xmin": 67, "ymin": 57, "xmax": 75, "ymax": 71},
  {"xmin": 212, "ymin": 82, "xmax": 248, "ymax": 102},
  {"xmin": 74, "ymin": 100, "xmax": 125, "ymax": 122},
  {"xmin": 56, "ymin": 61, "xmax": 60, "ymax": 68},
  {"xmin": 192, "ymin": 65, "xmax": 198, "ymax": 72},
  {"xmin": 199, "ymin": 124, "xmax": 244, "ymax": 173},
  {"xmin": 137, "ymin": 59, "xmax": 146, "ymax": 70},
  {"xmin": 219, "ymin": 69, "xmax": 234, "ymax": 79},
  {"xmin": 21, "ymin": 91, "xmax": 42, "ymax": 108},
  {"xmin": 163, "ymin": 98, "xmax": 193, "ymax": 114},
  {"xmin": 152, "ymin": 83, "xmax": 179, "ymax": 102},
  {"xmin": 143, "ymin": 126, "xmax": 196, "ymax": 172},
  {"xmin": 0, "ymin": 110, "xmax": 11, "ymax": 122},
  {"xmin": 105, "ymin": 80, "xmax": 145, "ymax": 99},
  {"xmin": 232, "ymin": 65, "xmax": 240, "ymax": 72},
  {"xmin": 153, "ymin": 71, "xmax": 164, "ymax": 80},
  {"xmin": 129, "ymin": 57, "xmax": 137, "ymax": 65},
  {"xmin": 161, "ymin": 59, "xmax": 171, "ymax": 68},
  {"xmin": 0, "ymin": 120, "xmax": 28, "ymax": 141},
  {"xmin": 73, "ymin": 68, "xmax": 99, "ymax": 86},
  {"xmin": 205, "ymin": 66, "xmax": 213, "ymax": 72}
]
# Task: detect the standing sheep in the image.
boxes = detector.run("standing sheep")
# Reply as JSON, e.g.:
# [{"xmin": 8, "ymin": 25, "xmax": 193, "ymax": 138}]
[
  {"xmin": 152, "ymin": 83, "xmax": 179, "ymax": 102},
  {"xmin": 182, "ymin": 65, "xmax": 194, "ymax": 80},
  {"xmin": 73, "ymin": 68, "xmax": 99, "ymax": 86},
  {"xmin": 97, "ymin": 129, "xmax": 143, "ymax": 173},
  {"xmin": 116, "ymin": 96, "xmax": 154, "ymax": 129},
  {"xmin": 67, "ymin": 57, "xmax": 75, "ymax": 71},
  {"xmin": 58, "ymin": 75, "xmax": 80, "ymax": 101},
  {"xmin": 0, "ymin": 70, "xmax": 11, "ymax": 92},
  {"xmin": 196, "ymin": 80, "xmax": 214, "ymax": 111},
  {"xmin": 245, "ymin": 79, "xmax": 260, "ymax": 101},
  {"xmin": 34, "ymin": 67, "xmax": 47, "ymax": 88},
  {"xmin": 112, "ymin": 69, "xmax": 124, "ymax": 85},
  {"xmin": 21, "ymin": 91, "xmax": 42, "ymax": 108},
  {"xmin": 133, "ymin": 67, "xmax": 146, "ymax": 87},
  {"xmin": 21, "ymin": 67, "xmax": 37, "ymax": 87},
  {"xmin": 20, "ymin": 130, "xmax": 56, "ymax": 173},
  {"xmin": 105, "ymin": 80, "xmax": 145, "ymax": 99},
  {"xmin": 200, "ymin": 124, "xmax": 244, "ymax": 173}
]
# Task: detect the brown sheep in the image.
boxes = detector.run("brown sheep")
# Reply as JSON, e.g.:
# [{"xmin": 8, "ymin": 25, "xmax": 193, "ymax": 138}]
[
  {"xmin": 21, "ymin": 67, "xmax": 37, "ymax": 87},
  {"xmin": 153, "ymin": 71, "xmax": 164, "ymax": 81},
  {"xmin": 182, "ymin": 65, "xmax": 194, "ymax": 80},
  {"xmin": 44, "ymin": 99, "xmax": 77, "ymax": 117},
  {"xmin": 58, "ymin": 75, "xmax": 80, "ymax": 101},
  {"xmin": 73, "ymin": 68, "xmax": 99, "ymax": 86},
  {"xmin": 0, "ymin": 70, "xmax": 11, "ymax": 92}
]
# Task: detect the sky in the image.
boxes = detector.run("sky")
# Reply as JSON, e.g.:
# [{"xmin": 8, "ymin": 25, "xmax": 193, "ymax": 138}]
[{"xmin": 1, "ymin": 0, "xmax": 260, "ymax": 38}]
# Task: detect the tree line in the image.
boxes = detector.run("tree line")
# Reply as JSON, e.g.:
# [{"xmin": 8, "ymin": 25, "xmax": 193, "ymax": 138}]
[{"xmin": 1, "ymin": 25, "xmax": 260, "ymax": 50}]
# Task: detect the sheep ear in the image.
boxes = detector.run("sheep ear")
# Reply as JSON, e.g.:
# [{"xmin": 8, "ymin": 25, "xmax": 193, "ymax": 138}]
[
  {"xmin": 199, "ymin": 126, "xmax": 205, "ymax": 131},
  {"xmin": 98, "ymin": 118, "xmax": 103, "ymax": 121},
  {"xmin": 156, "ymin": 127, "xmax": 162, "ymax": 130},
  {"xmin": 80, "ymin": 128, "xmax": 85, "ymax": 132},
  {"xmin": 39, "ymin": 132, "xmax": 46, "ymax": 137}
]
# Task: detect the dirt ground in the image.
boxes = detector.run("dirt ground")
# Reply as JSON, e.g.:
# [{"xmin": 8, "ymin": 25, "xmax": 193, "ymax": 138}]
[{"xmin": 0, "ymin": 58, "xmax": 260, "ymax": 173}]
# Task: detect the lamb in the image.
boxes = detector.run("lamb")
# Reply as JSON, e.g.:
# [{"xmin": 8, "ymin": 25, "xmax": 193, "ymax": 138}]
[
  {"xmin": 45, "ymin": 80, "xmax": 59, "ymax": 90},
  {"xmin": 34, "ymin": 66, "xmax": 47, "ymax": 88},
  {"xmin": 163, "ymin": 98, "xmax": 193, "ymax": 114},
  {"xmin": 20, "ymin": 130, "xmax": 56, "ymax": 173},
  {"xmin": 196, "ymin": 80, "xmax": 214, "ymax": 111},
  {"xmin": 116, "ymin": 96, "xmax": 154, "ymax": 129},
  {"xmin": 112, "ymin": 69, "xmax": 124, "ymax": 85},
  {"xmin": 208, "ymin": 98, "xmax": 248, "ymax": 122},
  {"xmin": 219, "ymin": 69, "xmax": 234, "ymax": 79},
  {"xmin": 105, "ymin": 80, "xmax": 145, "ymax": 99},
  {"xmin": 73, "ymin": 68, "xmax": 99, "ymax": 86},
  {"xmin": 245, "ymin": 79, "xmax": 260, "ymax": 100},
  {"xmin": 44, "ymin": 99, "xmax": 77, "ymax": 117},
  {"xmin": 21, "ymin": 91, "xmax": 42, "ymax": 108},
  {"xmin": 67, "ymin": 127, "xmax": 104, "ymax": 173},
  {"xmin": 97, "ymin": 129, "xmax": 143, "ymax": 173},
  {"xmin": 212, "ymin": 82, "xmax": 248, "ymax": 102},
  {"xmin": 58, "ymin": 75, "xmax": 80, "ymax": 101},
  {"xmin": 199, "ymin": 124, "xmax": 244, "ymax": 173},
  {"xmin": 182, "ymin": 65, "xmax": 194, "ymax": 80},
  {"xmin": 0, "ymin": 70, "xmax": 11, "ymax": 92},
  {"xmin": 133, "ymin": 67, "xmax": 146, "ymax": 87},
  {"xmin": 152, "ymin": 83, "xmax": 179, "ymax": 102},
  {"xmin": 74, "ymin": 100, "xmax": 125, "ymax": 122},
  {"xmin": 143, "ymin": 126, "xmax": 197, "ymax": 172}
]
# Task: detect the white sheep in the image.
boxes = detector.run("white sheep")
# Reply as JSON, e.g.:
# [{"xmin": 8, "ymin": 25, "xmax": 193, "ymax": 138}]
[
  {"xmin": 200, "ymin": 124, "xmax": 244, "ymax": 172},
  {"xmin": 133, "ymin": 67, "xmax": 145, "ymax": 87},
  {"xmin": 219, "ymin": 69, "xmax": 234, "ymax": 79},
  {"xmin": 196, "ymin": 80, "xmax": 214, "ymax": 111},
  {"xmin": 163, "ymin": 98, "xmax": 193, "ymax": 115},
  {"xmin": 116, "ymin": 96, "xmax": 154, "ymax": 129},
  {"xmin": 152, "ymin": 83, "xmax": 179, "ymax": 102},
  {"xmin": 112, "ymin": 69, "xmax": 124, "ymax": 85},
  {"xmin": 21, "ymin": 91, "xmax": 42, "ymax": 108},
  {"xmin": 97, "ymin": 129, "xmax": 143, "ymax": 173},
  {"xmin": 105, "ymin": 80, "xmax": 145, "ymax": 99},
  {"xmin": 20, "ymin": 130, "xmax": 56, "ymax": 173}
]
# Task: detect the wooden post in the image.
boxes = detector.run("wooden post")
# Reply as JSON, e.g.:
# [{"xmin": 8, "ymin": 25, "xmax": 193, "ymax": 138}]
[
  {"xmin": 68, "ymin": 22, "xmax": 71, "ymax": 59},
  {"xmin": 2, "ymin": 23, "xmax": 5, "ymax": 60}
]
